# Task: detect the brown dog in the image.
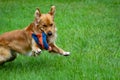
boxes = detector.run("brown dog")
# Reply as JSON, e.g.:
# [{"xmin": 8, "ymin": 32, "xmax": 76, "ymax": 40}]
[{"xmin": 0, "ymin": 6, "xmax": 70, "ymax": 65}]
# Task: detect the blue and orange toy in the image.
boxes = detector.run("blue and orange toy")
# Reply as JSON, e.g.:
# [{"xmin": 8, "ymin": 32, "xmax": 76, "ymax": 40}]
[{"xmin": 32, "ymin": 32, "xmax": 51, "ymax": 50}]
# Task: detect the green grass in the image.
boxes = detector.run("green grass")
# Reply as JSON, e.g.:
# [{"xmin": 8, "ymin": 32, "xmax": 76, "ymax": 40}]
[{"xmin": 0, "ymin": 0, "xmax": 120, "ymax": 80}]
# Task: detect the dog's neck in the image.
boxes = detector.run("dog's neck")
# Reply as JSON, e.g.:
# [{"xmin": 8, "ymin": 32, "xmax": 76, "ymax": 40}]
[{"xmin": 25, "ymin": 23, "xmax": 35, "ymax": 32}]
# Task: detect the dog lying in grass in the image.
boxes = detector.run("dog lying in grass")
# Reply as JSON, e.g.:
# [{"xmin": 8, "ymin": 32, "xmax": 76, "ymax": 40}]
[{"xmin": 0, "ymin": 6, "xmax": 70, "ymax": 65}]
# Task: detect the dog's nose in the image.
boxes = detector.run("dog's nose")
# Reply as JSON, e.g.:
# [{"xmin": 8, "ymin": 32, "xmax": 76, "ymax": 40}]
[{"xmin": 47, "ymin": 31, "xmax": 52, "ymax": 36}]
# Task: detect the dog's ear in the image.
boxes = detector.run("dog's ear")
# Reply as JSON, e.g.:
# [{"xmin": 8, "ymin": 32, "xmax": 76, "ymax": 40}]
[
  {"xmin": 35, "ymin": 8, "xmax": 41, "ymax": 20},
  {"xmin": 34, "ymin": 8, "xmax": 41, "ymax": 26},
  {"xmin": 49, "ymin": 6, "xmax": 55, "ymax": 16}
]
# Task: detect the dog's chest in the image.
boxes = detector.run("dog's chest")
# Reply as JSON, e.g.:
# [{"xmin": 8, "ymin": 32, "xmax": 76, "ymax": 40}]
[
  {"xmin": 48, "ymin": 33, "xmax": 57, "ymax": 44},
  {"xmin": 24, "ymin": 51, "xmax": 33, "ymax": 56}
]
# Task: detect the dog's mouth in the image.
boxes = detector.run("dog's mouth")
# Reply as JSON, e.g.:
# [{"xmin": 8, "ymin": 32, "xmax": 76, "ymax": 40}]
[{"xmin": 41, "ymin": 29, "xmax": 53, "ymax": 37}]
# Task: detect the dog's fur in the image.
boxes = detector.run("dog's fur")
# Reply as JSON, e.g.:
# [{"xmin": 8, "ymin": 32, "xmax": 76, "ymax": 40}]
[{"xmin": 0, "ymin": 6, "xmax": 70, "ymax": 65}]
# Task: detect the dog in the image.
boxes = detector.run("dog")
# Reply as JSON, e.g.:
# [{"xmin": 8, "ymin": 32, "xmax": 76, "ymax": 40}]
[{"xmin": 0, "ymin": 6, "xmax": 70, "ymax": 65}]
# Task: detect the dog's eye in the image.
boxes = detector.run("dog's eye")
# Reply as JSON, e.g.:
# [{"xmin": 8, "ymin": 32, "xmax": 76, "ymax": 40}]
[
  {"xmin": 43, "ymin": 25, "xmax": 47, "ymax": 27},
  {"xmin": 50, "ymin": 24, "xmax": 53, "ymax": 26}
]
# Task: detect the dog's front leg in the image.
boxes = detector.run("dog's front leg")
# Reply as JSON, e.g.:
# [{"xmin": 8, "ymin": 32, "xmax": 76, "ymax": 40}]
[
  {"xmin": 31, "ymin": 39, "xmax": 41, "ymax": 56},
  {"xmin": 49, "ymin": 43, "xmax": 70, "ymax": 56}
]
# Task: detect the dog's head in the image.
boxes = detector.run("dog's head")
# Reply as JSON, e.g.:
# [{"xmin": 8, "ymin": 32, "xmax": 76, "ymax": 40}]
[{"xmin": 33, "ymin": 6, "xmax": 56, "ymax": 37}]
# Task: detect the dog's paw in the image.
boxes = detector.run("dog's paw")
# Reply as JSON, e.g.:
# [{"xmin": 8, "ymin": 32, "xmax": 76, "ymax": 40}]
[
  {"xmin": 32, "ymin": 48, "xmax": 41, "ymax": 54},
  {"xmin": 63, "ymin": 52, "xmax": 70, "ymax": 56}
]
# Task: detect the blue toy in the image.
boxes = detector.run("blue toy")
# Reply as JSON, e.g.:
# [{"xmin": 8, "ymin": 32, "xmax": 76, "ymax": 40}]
[{"xmin": 32, "ymin": 32, "xmax": 51, "ymax": 50}]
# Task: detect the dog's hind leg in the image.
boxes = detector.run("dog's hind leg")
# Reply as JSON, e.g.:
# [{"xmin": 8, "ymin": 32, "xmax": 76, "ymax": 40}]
[
  {"xmin": 6, "ymin": 50, "xmax": 17, "ymax": 62},
  {"xmin": 0, "ymin": 47, "xmax": 16, "ymax": 65}
]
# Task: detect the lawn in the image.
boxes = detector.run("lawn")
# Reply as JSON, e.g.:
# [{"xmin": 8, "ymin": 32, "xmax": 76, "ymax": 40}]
[{"xmin": 0, "ymin": 0, "xmax": 120, "ymax": 80}]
